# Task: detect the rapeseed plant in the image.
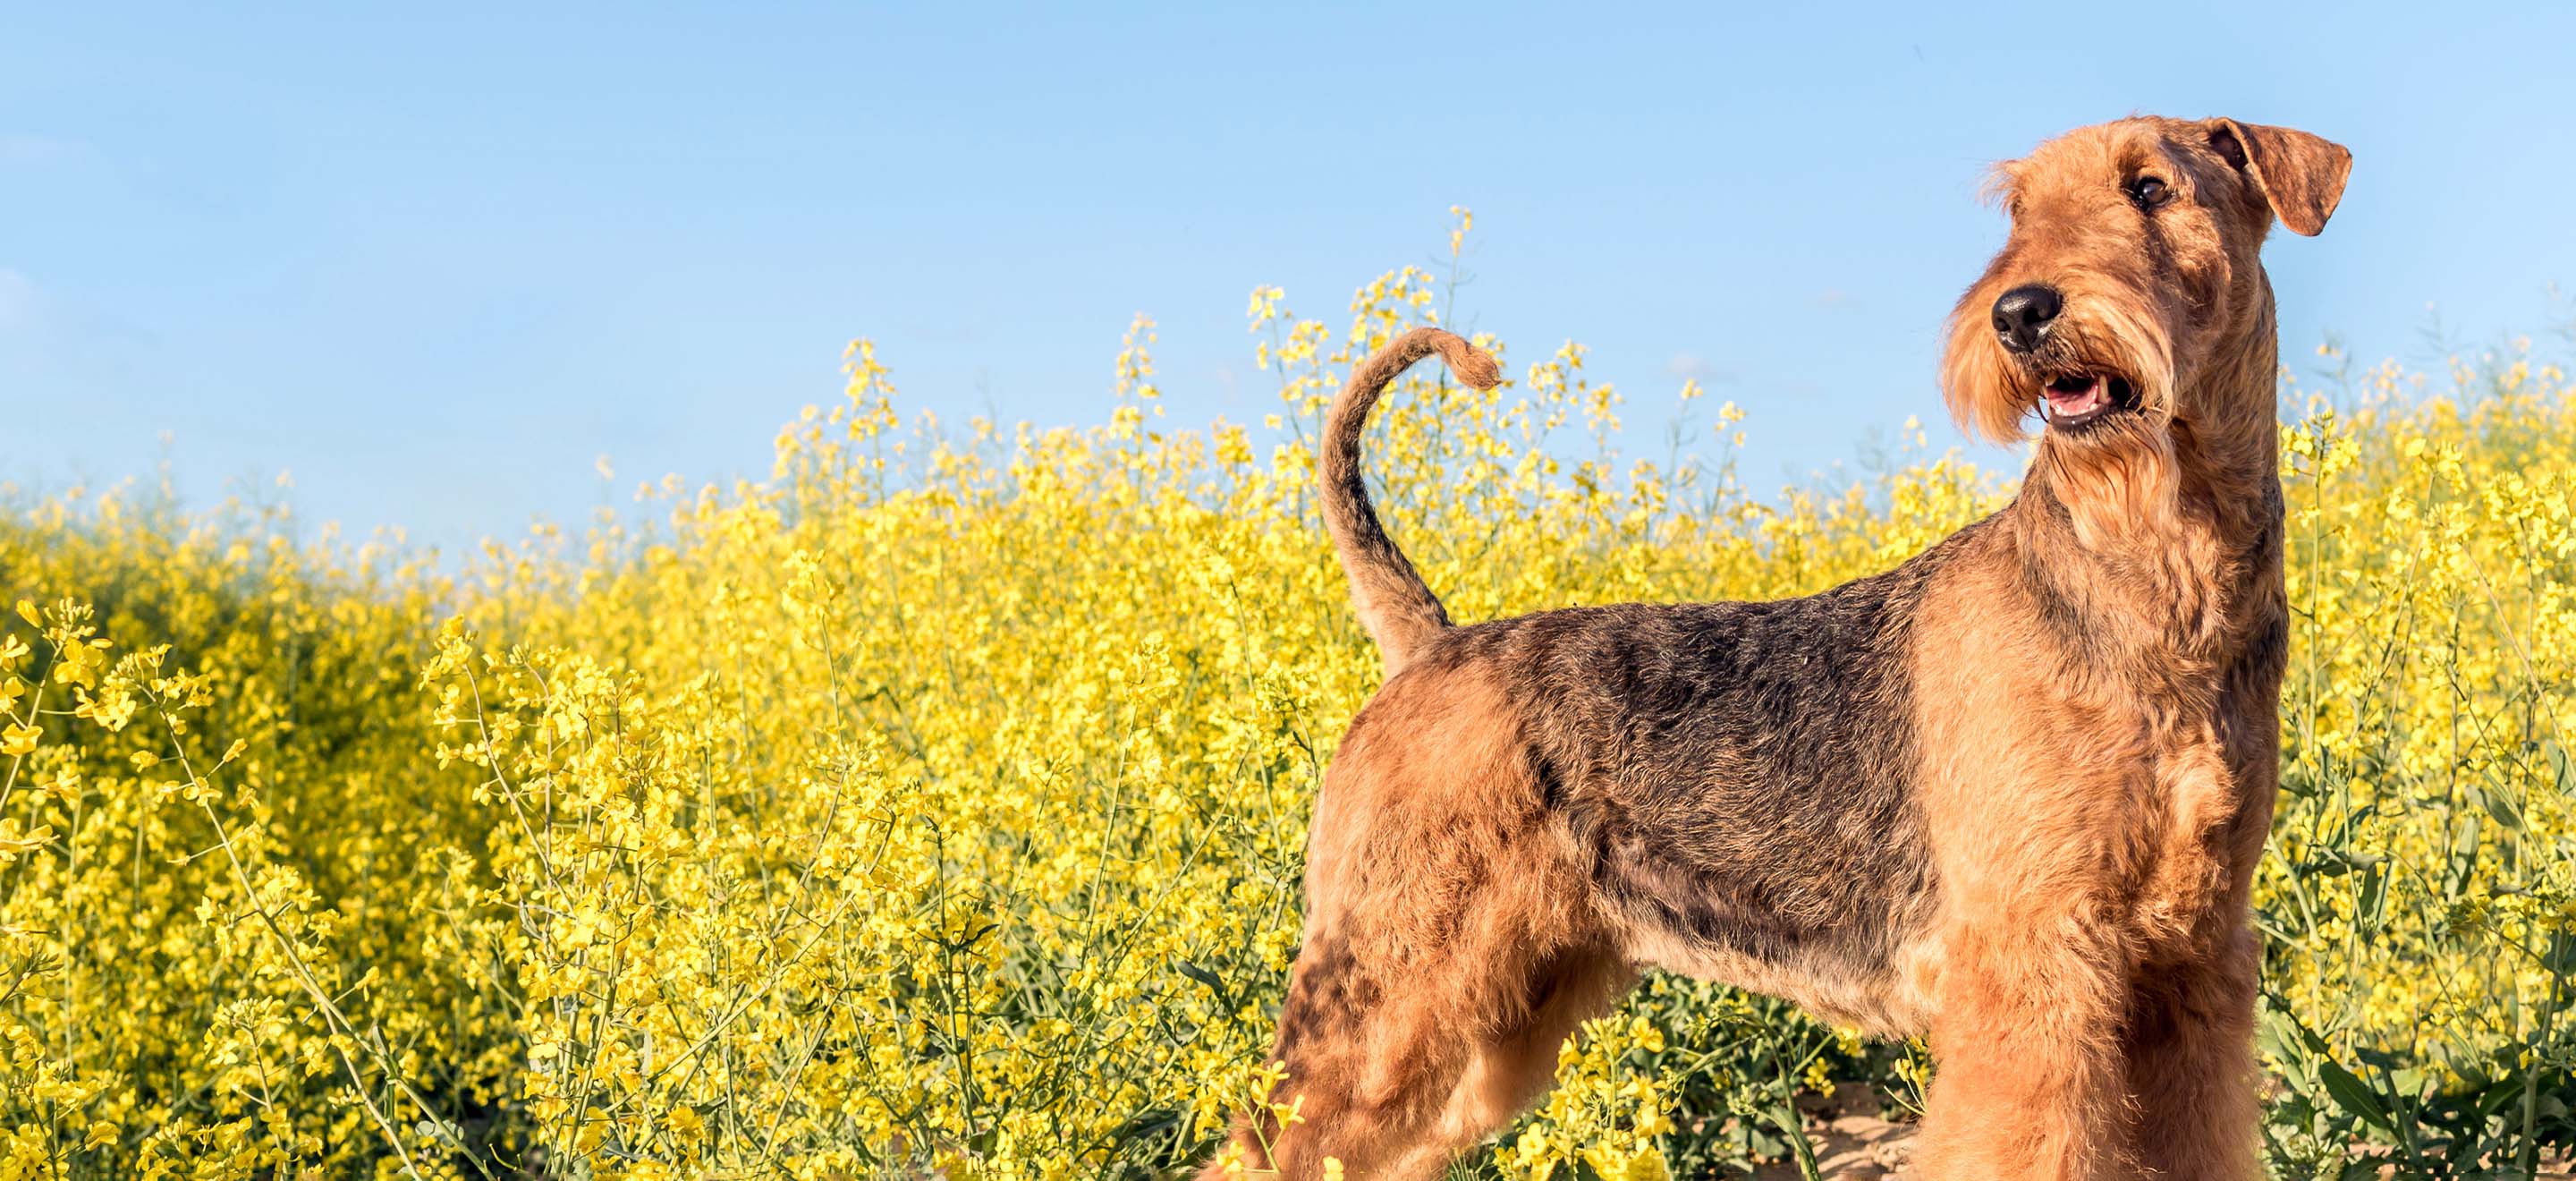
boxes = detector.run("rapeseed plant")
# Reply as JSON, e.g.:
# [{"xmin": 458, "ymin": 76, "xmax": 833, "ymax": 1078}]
[{"xmin": 0, "ymin": 221, "xmax": 2567, "ymax": 1177}]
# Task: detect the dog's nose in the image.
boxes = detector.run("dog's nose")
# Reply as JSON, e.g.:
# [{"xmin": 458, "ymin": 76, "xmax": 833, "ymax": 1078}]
[{"xmin": 1990, "ymin": 285, "xmax": 2063, "ymax": 354}]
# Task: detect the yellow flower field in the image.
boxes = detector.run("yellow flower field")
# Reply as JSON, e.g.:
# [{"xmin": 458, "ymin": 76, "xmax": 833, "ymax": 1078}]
[{"xmin": 1, "ymin": 230, "xmax": 2570, "ymax": 1177}]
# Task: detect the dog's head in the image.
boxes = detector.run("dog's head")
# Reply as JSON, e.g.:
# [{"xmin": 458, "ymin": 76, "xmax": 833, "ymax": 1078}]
[{"xmin": 1942, "ymin": 116, "xmax": 2350, "ymax": 460}]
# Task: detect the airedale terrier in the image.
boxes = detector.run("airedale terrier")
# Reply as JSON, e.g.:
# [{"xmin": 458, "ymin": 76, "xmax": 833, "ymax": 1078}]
[{"xmin": 1216, "ymin": 115, "xmax": 2350, "ymax": 1179}]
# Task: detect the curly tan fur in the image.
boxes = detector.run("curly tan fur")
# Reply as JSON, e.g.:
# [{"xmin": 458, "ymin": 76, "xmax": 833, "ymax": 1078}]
[{"xmin": 1214, "ymin": 115, "xmax": 2349, "ymax": 1179}]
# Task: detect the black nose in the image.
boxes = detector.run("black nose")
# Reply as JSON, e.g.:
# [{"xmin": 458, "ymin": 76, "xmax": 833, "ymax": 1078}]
[{"xmin": 1990, "ymin": 285, "xmax": 2063, "ymax": 354}]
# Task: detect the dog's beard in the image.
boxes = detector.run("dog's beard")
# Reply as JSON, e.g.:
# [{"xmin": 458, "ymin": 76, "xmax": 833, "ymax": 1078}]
[
  {"xmin": 2035, "ymin": 412, "xmax": 2182, "ymax": 544},
  {"xmin": 1942, "ymin": 297, "xmax": 2184, "ymax": 543},
  {"xmin": 1940, "ymin": 294, "xmax": 2176, "ymax": 445}
]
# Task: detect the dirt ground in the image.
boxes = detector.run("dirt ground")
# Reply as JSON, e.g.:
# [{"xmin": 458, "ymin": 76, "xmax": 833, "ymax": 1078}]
[{"xmin": 1746, "ymin": 1085, "xmax": 1914, "ymax": 1180}]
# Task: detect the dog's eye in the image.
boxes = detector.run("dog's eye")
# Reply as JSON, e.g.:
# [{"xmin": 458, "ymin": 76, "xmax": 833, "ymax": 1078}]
[{"xmin": 2127, "ymin": 175, "xmax": 2171, "ymax": 209}]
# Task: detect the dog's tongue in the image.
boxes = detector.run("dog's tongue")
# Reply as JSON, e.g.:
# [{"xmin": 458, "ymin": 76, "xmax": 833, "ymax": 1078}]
[{"xmin": 2045, "ymin": 377, "xmax": 2105, "ymax": 419}]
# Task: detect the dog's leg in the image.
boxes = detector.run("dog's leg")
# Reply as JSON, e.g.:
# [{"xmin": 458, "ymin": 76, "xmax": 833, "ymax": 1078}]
[
  {"xmin": 1205, "ymin": 667, "xmax": 1619, "ymax": 1179},
  {"xmin": 1912, "ymin": 911, "xmax": 2136, "ymax": 1181},
  {"xmin": 1405, "ymin": 951, "xmax": 1635, "ymax": 1175},
  {"xmin": 2123, "ymin": 924, "xmax": 2262, "ymax": 1181},
  {"xmin": 1215, "ymin": 926, "xmax": 1462, "ymax": 1179},
  {"xmin": 1215, "ymin": 938, "xmax": 1624, "ymax": 1179}
]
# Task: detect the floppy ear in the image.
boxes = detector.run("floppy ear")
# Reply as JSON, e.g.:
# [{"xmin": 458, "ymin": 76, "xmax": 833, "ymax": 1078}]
[{"xmin": 2207, "ymin": 119, "xmax": 2352, "ymax": 236}]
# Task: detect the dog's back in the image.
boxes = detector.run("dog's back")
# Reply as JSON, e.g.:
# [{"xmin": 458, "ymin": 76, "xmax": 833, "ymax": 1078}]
[{"xmin": 1386, "ymin": 525, "xmax": 1988, "ymax": 1033}]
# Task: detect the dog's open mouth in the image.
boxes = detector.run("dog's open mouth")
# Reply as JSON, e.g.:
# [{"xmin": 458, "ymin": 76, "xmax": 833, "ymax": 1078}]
[{"xmin": 2038, "ymin": 371, "xmax": 2138, "ymax": 430}]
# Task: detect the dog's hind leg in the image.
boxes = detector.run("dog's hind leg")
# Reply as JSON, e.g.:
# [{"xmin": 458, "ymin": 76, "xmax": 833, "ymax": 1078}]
[
  {"xmin": 1227, "ymin": 939, "xmax": 1623, "ymax": 1179},
  {"xmin": 1209, "ymin": 664, "xmax": 1623, "ymax": 1179},
  {"xmin": 1225, "ymin": 918, "xmax": 1626, "ymax": 1179},
  {"xmin": 1411, "ymin": 949, "xmax": 1635, "ymax": 1172}
]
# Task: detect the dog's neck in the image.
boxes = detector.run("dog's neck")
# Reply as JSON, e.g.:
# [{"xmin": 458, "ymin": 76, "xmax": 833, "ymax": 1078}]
[{"xmin": 2005, "ymin": 302, "xmax": 2284, "ymax": 671}]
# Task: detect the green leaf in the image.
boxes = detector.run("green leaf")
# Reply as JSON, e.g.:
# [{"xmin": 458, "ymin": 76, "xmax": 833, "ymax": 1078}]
[
  {"xmin": 2475, "ymin": 1075, "xmax": 2523, "ymax": 1117},
  {"xmin": 1176, "ymin": 960, "xmax": 1229, "ymax": 1001},
  {"xmin": 2316, "ymin": 1059, "xmax": 2394, "ymax": 1132},
  {"xmin": 2478, "ymin": 786, "xmax": 2524, "ymax": 831},
  {"xmin": 1106, "ymin": 1106, "xmax": 1181, "ymax": 1148},
  {"xmin": 2263, "ymin": 1006, "xmax": 2334, "ymax": 1057},
  {"xmin": 1763, "ymin": 1101, "xmax": 1821, "ymax": 1181}
]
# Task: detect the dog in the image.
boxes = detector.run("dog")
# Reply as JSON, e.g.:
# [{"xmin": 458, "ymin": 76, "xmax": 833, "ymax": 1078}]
[{"xmin": 1212, "ymin": 115, "xmax": 2348, "ymax": 1179}]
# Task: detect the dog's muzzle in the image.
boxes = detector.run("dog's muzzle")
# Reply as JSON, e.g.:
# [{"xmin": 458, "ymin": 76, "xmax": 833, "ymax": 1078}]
[{"xmin": 1991, "ymin": 285, "xmax": 2063, "ymax": 354}]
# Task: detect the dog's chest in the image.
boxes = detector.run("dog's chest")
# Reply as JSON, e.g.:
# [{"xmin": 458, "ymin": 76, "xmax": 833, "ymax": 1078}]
[{"xmin": 2120, "ymin": 678, "xmax": 2277, "ymax": 958}]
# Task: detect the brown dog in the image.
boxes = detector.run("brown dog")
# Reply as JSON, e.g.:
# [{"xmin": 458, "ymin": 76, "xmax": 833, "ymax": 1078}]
[{"xmin": 1211, "ymin": 115, "xmax": 2350, "ymax": 1179}]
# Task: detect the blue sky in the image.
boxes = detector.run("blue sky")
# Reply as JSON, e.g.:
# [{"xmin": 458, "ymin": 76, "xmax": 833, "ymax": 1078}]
[{"xmin": 5, "ymin": 3, "xmax": 2572, "ymax": 556}]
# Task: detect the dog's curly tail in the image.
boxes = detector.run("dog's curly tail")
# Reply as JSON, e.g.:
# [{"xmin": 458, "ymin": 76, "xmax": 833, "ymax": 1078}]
[{"xmin": 1320, "ymin": 327, "xmax": 1504, "ymax": 675}]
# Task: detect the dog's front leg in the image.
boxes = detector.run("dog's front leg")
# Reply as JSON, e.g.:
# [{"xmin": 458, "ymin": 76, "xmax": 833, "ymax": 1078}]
[
  {"xmin": 2123, "ymin": 922, "xmax": 2262, "ymax": 1181},
  {"xmin": 1911, "ymin": 906, "xmax": 2138, "ymax": 1181}
]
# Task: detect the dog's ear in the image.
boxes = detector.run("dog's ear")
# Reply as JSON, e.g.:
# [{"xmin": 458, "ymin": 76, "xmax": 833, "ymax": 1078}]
[{"xmin": 2206, "ymin": 120, "xmax": 2351, "ymax": 236}]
